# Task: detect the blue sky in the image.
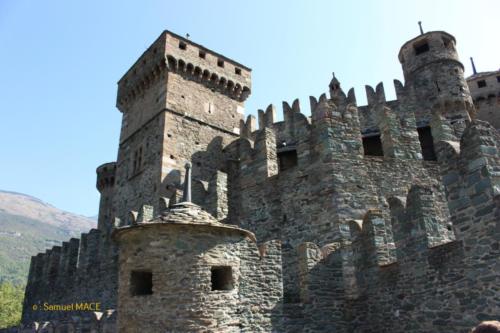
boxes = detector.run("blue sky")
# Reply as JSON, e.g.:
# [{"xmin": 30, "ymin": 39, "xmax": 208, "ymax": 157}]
[{"xmin": 0, "ymin": 0, "xmax": 498, "ymax": 217}]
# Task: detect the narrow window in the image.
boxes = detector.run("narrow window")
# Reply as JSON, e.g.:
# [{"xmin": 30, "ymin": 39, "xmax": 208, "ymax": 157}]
[
  {"xmin": 199, "ymin": 50, "xmax": 206, "ymax": 59},
  {"xmin": 179, "ymin": 42, "xmax": 187, "ymax": 50},
  {"xmin": 131, "ymin": 146, "xmax": 144, "ymax": 175},
  {"xmin": 130, "ymin": 271, "xmax": 153, "ymax": 296},
  {"xmin": 217, "ymin": 59, "xmax": 224, "ymax": 68},
  {"xmin": 442, "ymin": 37, "xmax": 452, "ymax": 49},
  {"xmin": 211, "ymin": 266, "xmax": 233, "ymax": 291},
  {"xmin": 435, "ymin": 81, "xmax": 441, "ymax": 93},
  {"xmin": 235, "ymin": 67, "xmax": 242, "ymax": 75},
  {"xmin": 362, "ymin": 135, "xmax": 384, "ymax": 156},
  {"xmin": 496, "ymin": 76, "xmax": 500, "ymax": 83},
  {"xmin": 477, "ymin": 80, "xmax": 487, "ymax": 88},
  {"xmin": 414, "ymin": 41, "xmax": 430, "ymax": 55},
  {"xmin": 417, "ymin": 126, "xmax": 437, "ymax": 161},
  {"xmin": 277, "ymin": 149, "xmax": 298, "ymax": 172}
]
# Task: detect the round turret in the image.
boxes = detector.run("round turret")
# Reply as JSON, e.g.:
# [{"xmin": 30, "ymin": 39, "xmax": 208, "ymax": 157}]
[
  {"xmin": 96, "ymin": 162, "xmax": 116, "ymax": 193},
  {"xmin": 399, "ymin": 31, "xmax": 460, "ymax": 79},
  {"xmin": 113, "ymin": 202, "xmax": 258, "ymax": 332},
  {"xmin": 398, "ymin": 31, "xmax": 473, "ymax": 124},
  {"xmin": 96, "ymin": 162, "xmax": 116, "ymax": 233}
]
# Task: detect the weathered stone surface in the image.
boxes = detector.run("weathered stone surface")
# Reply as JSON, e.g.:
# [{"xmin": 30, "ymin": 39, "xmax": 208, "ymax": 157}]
[{"xmin": 9, "ymin": 29, "xmax": 500, "ymax": 333}]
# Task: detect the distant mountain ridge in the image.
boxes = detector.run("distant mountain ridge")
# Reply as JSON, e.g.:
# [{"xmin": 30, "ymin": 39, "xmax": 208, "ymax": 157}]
[
  {"xmin": 0, "ymin": 190, "xmax": 96, "ymax": 233},
  {"xmin": 0, "ymin": 190, "xmax": 96, "ymax": 285}
]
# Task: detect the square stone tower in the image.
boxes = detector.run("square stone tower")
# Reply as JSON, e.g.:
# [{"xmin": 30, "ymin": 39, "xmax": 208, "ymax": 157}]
[{"xmin": 112, "ymin": 31, "xmax": 251, "ymax": 222}]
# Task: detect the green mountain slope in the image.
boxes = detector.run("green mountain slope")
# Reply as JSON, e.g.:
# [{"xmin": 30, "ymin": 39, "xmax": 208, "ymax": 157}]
[{"xmin": 0, "ymin": 191, "xmax": 96, "ymax": 285}]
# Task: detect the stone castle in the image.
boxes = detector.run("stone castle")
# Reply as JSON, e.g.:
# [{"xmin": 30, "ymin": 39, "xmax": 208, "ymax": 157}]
[
  {"xmin": 3, "ymin": 28, "xmax": 499, "ymax": 332},
  {"xmin": 466, "ymin": 61, "xmax": 500, "ymax": 130}
]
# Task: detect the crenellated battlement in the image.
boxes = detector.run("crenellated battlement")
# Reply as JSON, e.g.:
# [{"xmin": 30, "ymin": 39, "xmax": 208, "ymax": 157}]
[
  {"xmin": 19, "ymin": 28, "xmax": 500, "ymax": 333},
  {"xmin": 22, "ymin": 228, "xmax": 118, "ymax": 324},
  {"xmin": 116, "ymin": 31, "xmax": 251, "ymax": 110}
]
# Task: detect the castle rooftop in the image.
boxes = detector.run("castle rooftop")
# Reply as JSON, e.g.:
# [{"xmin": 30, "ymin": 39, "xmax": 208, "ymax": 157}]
[
  {"xmin": 113, "ymin": 202, "xmax": 256, "ymax": 242},
  {"xmin": 398, "ymin": 30, "xmax": 456, "ymax": 62},
  {"xmin": 117, "ymin": 30, "xmax": 251, "ymax": 85}
]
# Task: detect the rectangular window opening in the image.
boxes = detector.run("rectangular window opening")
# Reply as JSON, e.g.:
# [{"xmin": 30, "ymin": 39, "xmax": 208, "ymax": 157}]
[
  {"xmin": 217, "ymin": 59, "xmax": 224, "ymax": 68},
  {"xmin": 211, "ymin": 266, "xmax": 233, "ymax": 291},
  {"xmin": 362, "ymin": 135, "xmax": 384, "ymax": 157},
  {"xmin": 130, "ymin": 270, "xmax": 153, "ymax": 296},
  {"xmin": 414, "ymin": 42, "xmax": 430, "ymax": 55},
  {"xmin": 278, "ymin": 149, "xmax": 298, "ymax": 172},
  {"xmin": 199, "ymin": 50, "xmax": 206, "ymax": 59},
  {"xmin": 235, "ymin": 67, "xmax": 242, "ymax": 75},
  {"xmin": 496, "ymin": 76, "xmax": 500, "ymax": 83},
  {"xmin": 442, "ymin": 37, "xmax": 452, "ymax": 49},
  {"xmin": 179, "ymin": 42, "xmax": 187, "ymax": 50},
  {"xmin": 477, "ymin": 80, "xmax": 487, "ymax": 88},
  {"xmin": 131, "ymin": 146, "xmax": 144, "ymax": 176},
  {"xmin": 417, "ymin": 126, "xmax": 437, "ymax": 161}
]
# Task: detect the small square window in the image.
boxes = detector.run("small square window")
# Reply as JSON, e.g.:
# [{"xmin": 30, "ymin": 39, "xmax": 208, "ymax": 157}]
[
  {"xmin": 235, "ymin": 68, "xmax": 242, "ymax": 75},
  {"xmin": 477, "ymin": 80, "xmax": 487, "ymax": 88},
  {"xmin": 363, "ymin": 135, "xmax": 384, "ymax": 157},
  {"xmin": 442, "ymin": 37, "xmax": 453, "ymax": 49},
  {"xmin": 217, "ymin": 59, "xmax": 224, "ymax": 68},
  {"xmin": 199, "ymin": 50, "xmax": 206, "ymax": 59},
  {"xmin": 278, "ymin": 150, "xmax": 298, "ymax": 172},
  {"xmin": 130, "ymin": 271, "xmax": 152, "ymax": 296},
  {"xmin": 211, "ymin": 266, "xmax": 233, "ymax": 291},
  {"xmin": 414, "ymin": 42, "xmax": 430, "ymax": 55},
  {"xmin": 179, "ymin": 42, "xmax": 187, "ymax": 50}
]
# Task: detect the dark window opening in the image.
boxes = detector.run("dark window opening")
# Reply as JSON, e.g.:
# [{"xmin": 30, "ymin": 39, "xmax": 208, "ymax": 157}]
[
  {"xmin": 362, "ymin": 135, "xmax": 384, "ymax": 156},
  {"xmin": 477, "ymin": 80, "xmax": 487, "ymax": 88},
  {"xmin": 278, "ymin": 149, "xmax": 298, "ymax": 171},
  {"xmin": 497, "ymin": 76, "xmax": 500, "ymax": 83},
  {"xmin": 414, "ymin": 42, "xmax": 430, "ymax": 55},
  {"xmin": 217, "ymin": 59, "xmax": 224, "ymax": 67},
  {"xmin": 417, "ymin": 126, "xmax": 437, "ymax": 161},
  {"xmin": 132, "ymin": 146, "xmax": 144, "ymax": 176},
  {"xmin": 442, "ymin": 37, "xmax": 452, "ymax": 49},
  {"xmin": 235, "ymin": 67, "xmax": 242, "ymax": 75},
  {"xmin": 199, "ymin": 50, "xmax": 206, "ymax": 59},
  {"xmin": 211, "ymin": 266, "xmax": 233, "ymax": 291},
  {"xmin": 179, "ymin": 42, "xmax": 187, "ymax": 50},
  {"xmin": 130, "ymin": 271, "xmax": 152, "ymax": 296}
]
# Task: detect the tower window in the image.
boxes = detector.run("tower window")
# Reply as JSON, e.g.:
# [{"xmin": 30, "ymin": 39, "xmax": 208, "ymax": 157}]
[
  {"xmin": 362, "ymin": 135, "xmax": 384, "ymax": 157},
  {"xmin": 442, "ymin": 37, "xmax": 452, "ymax": 49},
  {"xmin": 235, "ymin": 67, "xmax": 242, "ymax": 75},
  {"xmin": 414, "ymin": 42, "xmax": 430, "ymax": 55},
  {"xmin": 130, "ymin": 271, "xmax": 153, "ymax": 296},
  {"xmin": 496, "ymin": 76, "xmax": 500, "ymax": 83},
  {"xmin": 217, "ymin": 59, "xmax": 224, "ymax": 67},
  {"xmin": 199, "ymin": 50, "xmax": 206, "ymax": 59},
  {"xmin": 179, "ymin": 42, "xmax": 187, "ymax": 50},
  {"xmin": 211, "ymin": 266, "xmax": 233, "ymax": 291},
  {"xmin": 417, "ymin": 126, "xmax": 437, "ymax": 161},
  {"xmin": 477, "ymin": 80, "xmax": 487, "ymax": 88},
  {"xmin": 131, "ymin": 146, "xmax": 144, "ymax": 176},
  {"xmin": 277, "ymin": 149, "xmax": 298, "ymax": 172}
]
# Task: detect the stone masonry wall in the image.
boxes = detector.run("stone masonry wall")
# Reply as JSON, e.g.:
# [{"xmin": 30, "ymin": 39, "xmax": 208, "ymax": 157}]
[
  {"xmin": 115, "ymin": 223, "xmax": 282, "ymax": 332},
  {"xmin": 344, "ymin": 120, "xmax": 499, "ymax": 333},
  {"xmin": 21, "ymin": 229, "xmax": 118, "ymax": 325},
  {"xmin": 467, "ymin": 70, "xmax": 500, "ymax": 130},
  {"xmin": 226, "ymin": 95, "xmax": 455, "ymax": 331}
]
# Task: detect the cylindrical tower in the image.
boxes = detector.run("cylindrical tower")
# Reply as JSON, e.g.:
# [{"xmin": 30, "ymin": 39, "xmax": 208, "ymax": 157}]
[
  {"xmin": 113, "ymin": 202, "xmax": 258, "ymax": 332},
  {"xmin": 398, "ymin": 31, "xmax": 474, "ymax": 126},
  {"xmin": 96, "ymin": 162, "xmax": 116, "ymax": 234}
]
